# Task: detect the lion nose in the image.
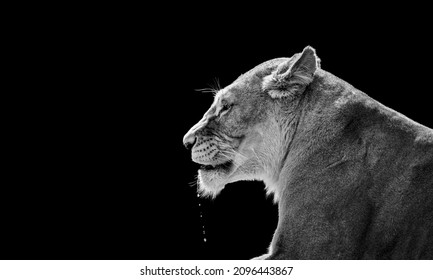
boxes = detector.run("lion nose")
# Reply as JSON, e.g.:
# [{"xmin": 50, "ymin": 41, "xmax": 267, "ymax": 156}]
[
  {"xmin": 183, "ymin": 115, "xmax": 209, "ymax": 149},
  {"xmin": 183, "ymin": 133, "xmax": 196, "ymax": 150}
]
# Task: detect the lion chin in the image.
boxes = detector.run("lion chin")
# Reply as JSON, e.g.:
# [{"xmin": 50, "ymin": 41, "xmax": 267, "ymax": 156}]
[
  {"xmin": 197, "ymin": 158, "xmax": 260, "ymax": 198},
  {"xmin": 197, "ymin": 168, "xmax": 228, "ymax": 198}
]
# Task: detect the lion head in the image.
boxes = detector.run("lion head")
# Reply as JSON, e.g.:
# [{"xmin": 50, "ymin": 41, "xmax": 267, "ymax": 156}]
[{"xmin": 183, "ymin": 46, "xmax": 320, "ymax": 200}]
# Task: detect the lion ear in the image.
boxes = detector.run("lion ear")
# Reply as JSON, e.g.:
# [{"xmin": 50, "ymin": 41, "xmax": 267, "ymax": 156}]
[{"xmin": 268, "ymin": 46, "xmax": 320, "ymax": 99}]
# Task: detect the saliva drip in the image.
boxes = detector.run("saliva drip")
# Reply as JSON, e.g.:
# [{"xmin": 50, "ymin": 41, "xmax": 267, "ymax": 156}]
[{"xmin": 197, "ymin": 192, "xmax": 207, "ymax": 243}]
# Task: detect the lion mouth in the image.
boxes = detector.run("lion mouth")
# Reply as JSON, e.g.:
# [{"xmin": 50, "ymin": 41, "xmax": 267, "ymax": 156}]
[{"xmin": 199, "ymin": 160, "xmax": 233, "ymax": 173}]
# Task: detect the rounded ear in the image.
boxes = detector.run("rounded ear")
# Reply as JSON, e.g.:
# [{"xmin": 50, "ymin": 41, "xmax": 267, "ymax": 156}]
[{"xmin": 266, "ymin": 46, "xmax": 320, "ymax": 99}]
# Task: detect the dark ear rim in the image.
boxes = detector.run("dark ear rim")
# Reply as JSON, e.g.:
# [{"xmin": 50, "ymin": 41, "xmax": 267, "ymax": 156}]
[
  {"xmin": 264, "ymin": 46, "xmax": 320, "ymax": 99},
  {"xmin": 282, "ymin": 46, "xmax": 318, "ymax": 80},
  {"xmin": 299, "ymin": 46, "xmax": 317, "ymax": 67}
]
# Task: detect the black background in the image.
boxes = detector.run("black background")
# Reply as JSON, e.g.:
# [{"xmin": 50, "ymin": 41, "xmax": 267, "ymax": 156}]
[{"xmin": 3, "ymin": 8, "xmax": 432, "ymax": 260}]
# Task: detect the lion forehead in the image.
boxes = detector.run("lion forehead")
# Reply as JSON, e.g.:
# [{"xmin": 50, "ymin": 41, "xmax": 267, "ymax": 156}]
[
  {"xmin": 237, "ymin": 57, "xmax": 288, "ymax": 81},
  {"xmin": 213, "ymin": 58, "xmax": 288, "ymax": 102},
  {"xmin": 229, "ymin": 58, "xmax": 290, "ymax": 94}
]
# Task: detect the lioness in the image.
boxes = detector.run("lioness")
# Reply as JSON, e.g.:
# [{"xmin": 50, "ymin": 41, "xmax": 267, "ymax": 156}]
[{"xmin": 183, "ymin": 46, "xmax": 433, "ymax": 259}]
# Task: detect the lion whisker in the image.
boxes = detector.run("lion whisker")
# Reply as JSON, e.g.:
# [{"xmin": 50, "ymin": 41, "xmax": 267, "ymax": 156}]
[
  {"xmin": 188, "ymin": 175, "xmax": 199, "ymax": 188},
  {"xmin": 195, "ymin": 88, "xmax": 218, "ymax": 95}
]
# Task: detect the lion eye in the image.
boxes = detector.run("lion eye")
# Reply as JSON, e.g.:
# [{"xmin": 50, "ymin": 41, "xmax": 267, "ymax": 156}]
[
  {"xmin": 222, "ymin": 103, "xmax": 232, "ymax": 112},
  {"xmin": 218, "ymin": 100, "xmax": 233, "ymax": 118},
  {"xmin": 219, "ymin": 103, "xmax": 232, "ymax": 117}
]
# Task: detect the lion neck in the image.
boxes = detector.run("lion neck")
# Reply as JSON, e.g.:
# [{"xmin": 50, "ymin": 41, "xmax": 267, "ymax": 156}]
[
  {"xmin": 264, "ymin": 71, "xmax": 346, "ymax": 202},
  {"xmin": 259, "ymin": 98, "xmax": 304, "ymax": 202}
]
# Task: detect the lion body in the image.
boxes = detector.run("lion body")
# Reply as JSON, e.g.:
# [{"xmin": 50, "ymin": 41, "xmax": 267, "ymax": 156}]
[
  {"xmin": 184, "ymin": 47, "xmax": 433, "ymax": 259},
  {"xmin": 266, "ymin": 69, "xmax": 433, "ymax": 259}
]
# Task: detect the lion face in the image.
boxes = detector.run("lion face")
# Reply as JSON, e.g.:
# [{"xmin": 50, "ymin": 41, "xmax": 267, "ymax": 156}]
[
  {"xmin": 183, "ymin": 74, "xmax": 274, "ymax": 197},
  {"xmin": 184, "ymin": 47, "xmax": 319, "ymax": 198}
]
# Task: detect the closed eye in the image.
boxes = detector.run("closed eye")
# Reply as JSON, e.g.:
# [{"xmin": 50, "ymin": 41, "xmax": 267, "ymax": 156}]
[
  {"xmin": 221, "ymin": 103, "xmax": 232, "ymax": 112},
  {"xmin": 218, "ymin": 102, "xmax": 232, "ymax": 119},
  {"xmin": 218, "ymin": 98, "xmax": 234, "ymax": 119}
]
